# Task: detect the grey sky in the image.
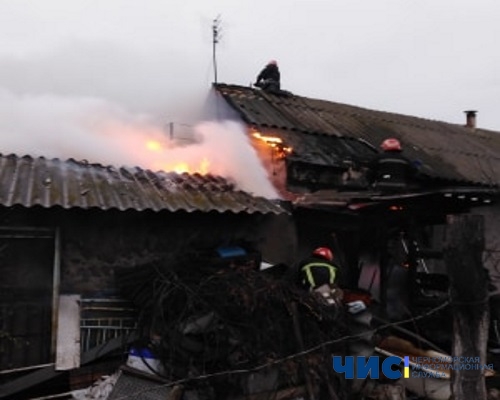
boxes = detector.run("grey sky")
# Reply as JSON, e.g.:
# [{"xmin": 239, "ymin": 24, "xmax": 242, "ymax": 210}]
[{"xmin": 0, "ymin": 0, "xmax": 499, "ymax": 130}]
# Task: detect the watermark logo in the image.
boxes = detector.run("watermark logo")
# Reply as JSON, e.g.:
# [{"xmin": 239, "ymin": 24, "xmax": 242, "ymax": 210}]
[
  {"xmin": 332, "ymin": 356, "xmax": 404, "ymax": 379},
  {"xmin": 333, "ymin": 356, "xmax": 494, "ymax": 379}
]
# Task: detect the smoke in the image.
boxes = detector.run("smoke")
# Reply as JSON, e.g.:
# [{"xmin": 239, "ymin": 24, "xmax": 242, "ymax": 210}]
[
  {"xmin": 183, "ymin": 121, "xmax": 279, "ymax": 199},
  {"xmin": 0, "ymin": 89, "xmax": 278, "ymax": 199}
]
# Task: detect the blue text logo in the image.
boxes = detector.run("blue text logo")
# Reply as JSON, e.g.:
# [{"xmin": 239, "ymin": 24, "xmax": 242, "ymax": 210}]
[{"xmin": 332, "ymin": 356, "xmax": 404, "ymax": 379}]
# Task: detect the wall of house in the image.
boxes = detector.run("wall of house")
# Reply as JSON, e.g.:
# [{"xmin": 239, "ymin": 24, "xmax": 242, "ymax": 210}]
[
  {"xmin": 58, "ymin": 210, "xmax": 295, "ymax": 294},
  {"xmin": 0, "ymin": 206, "xmax": 296, "ymax": 374},
  {"xmin": 257, "ymin": 212, "xmax": 297, "ymax": 266},
  {"xmin": 0, "ymin": 207, "xmax": 296, "ymax": 295}
]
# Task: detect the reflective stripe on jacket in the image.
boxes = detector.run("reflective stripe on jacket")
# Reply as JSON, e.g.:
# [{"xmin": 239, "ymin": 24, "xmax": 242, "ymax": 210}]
[{"xmin": 300, "ymin": 262, "xmax": 337, "ymax": 287}]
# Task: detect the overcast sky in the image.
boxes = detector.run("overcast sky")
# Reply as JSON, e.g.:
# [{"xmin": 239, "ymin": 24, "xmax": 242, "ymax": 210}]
[{"xmin": 0, "ymin": 0, "xmax": 499, "ymax": 146}]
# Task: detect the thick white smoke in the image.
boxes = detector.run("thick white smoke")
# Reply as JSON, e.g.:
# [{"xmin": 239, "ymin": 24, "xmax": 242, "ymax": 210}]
[
  {"xmin": 0, "ymin": 89, "xmax": 278, "ymax": 198},
  {"xmin": 191, "ymin": 121, "xmax": 278, "ymax": 198}
]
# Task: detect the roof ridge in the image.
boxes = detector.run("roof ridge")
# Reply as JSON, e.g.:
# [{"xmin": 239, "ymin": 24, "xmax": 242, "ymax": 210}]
[
  {"xmin": 215, "ymin": 83, "xmax": 500, "ymax": 135},
  {"xmin": 215, "ymin": 83, "xmax": 500, "ymax": 187},
  {"xmin": 282, "ymin": 93, "xmax": 490, "ymax": 134}
]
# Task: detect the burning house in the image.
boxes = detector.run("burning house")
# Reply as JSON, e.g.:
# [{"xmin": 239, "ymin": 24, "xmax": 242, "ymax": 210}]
[
  {"xmin": 0, "ymin": 154, "xmax": 295, "ymax": 399},
  {"xmin": 2, "ymin": 80, "xmax": 500, "ymax": 399},
  {"xmin": 212, "ymin": 84, "xmax": 500, "ymax": 280},
  {"xmin": 212, "ymin": 84, "xmax": 500, "ymax": 369}
]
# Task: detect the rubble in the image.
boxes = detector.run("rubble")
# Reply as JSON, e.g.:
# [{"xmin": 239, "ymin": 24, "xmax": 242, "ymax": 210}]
[
  {"xmin": 72, "ymin": 372, "xmax": 119, "ymax": 400},
  {"xmin": 116, "ymin": 252, "xmax": 348, "ymax": 399}
]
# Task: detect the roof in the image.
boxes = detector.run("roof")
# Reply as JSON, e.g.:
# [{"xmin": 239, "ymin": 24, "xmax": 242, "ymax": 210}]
[
  {"xmin": 215, "ymin": 83, "xmax": 500, "ymax": 187},
  {"xmin": 0, "ymin": 154, "xmax": 287, "ymax": 214},
  {"xmin": 294, "ymin": 187, "xmax": 499, "ymax": 210}
]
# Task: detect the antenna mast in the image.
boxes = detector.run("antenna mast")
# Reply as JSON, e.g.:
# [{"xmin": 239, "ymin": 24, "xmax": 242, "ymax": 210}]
[{"xmin": 212, "ymin": 15, "xmax": 221, "ymax": 84}]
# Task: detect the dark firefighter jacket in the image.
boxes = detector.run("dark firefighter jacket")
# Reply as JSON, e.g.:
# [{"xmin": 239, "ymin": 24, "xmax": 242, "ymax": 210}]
[
  {"xmin": 367, "ymin": 150, "xmax": 418, "ymax": 191},
  {"xmin": 256, "ymin": 64, "xmax": 280, "ymax": 86},
  {"xmin": 298, "ymin": 256, "xmax": 339, "ymax": 290}
]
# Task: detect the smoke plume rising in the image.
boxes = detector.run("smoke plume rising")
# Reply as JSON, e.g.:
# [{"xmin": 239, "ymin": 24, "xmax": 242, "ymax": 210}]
[{"xmin": 0, "ymin": 89, "xmax": 278, "ymax": 198}]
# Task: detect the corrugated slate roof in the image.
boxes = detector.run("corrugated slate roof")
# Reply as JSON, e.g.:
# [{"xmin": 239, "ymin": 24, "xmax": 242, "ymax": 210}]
[
  {"xmin": 0, "ymin": 154, "xmax": 287, "ymax": 214},
  {"xmin": 215, "ymin": 83, "xmax": 500, "ymax": 187}
]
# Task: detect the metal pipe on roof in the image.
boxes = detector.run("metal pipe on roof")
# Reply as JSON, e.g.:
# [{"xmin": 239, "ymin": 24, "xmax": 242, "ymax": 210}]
[{"xmin": 464, "ymin": 110, "xmax": 477, "ymax": 129}]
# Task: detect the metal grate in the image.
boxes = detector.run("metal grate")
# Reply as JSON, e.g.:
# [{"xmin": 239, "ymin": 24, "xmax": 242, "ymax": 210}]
[
  {"xmin": 108, "ymin": 370, "xmax": 171, "ymax": 400},
  {"xmin": 80, "ymin": 298, "xmax": 137, "ymax": 352}
]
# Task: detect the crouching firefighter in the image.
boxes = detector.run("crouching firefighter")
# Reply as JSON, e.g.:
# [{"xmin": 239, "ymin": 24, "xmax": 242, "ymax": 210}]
[
  {"xmin": 298, "ymin": 247, "xmax": 343, "ymax": 307},
  {"xmin": 255, "ymin": 60, "xmax": 281, "ymax": 92}
]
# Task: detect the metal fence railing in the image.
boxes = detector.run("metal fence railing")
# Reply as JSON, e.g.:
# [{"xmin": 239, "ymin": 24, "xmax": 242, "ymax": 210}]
[{"xmin": 79, "ymin": 298, "xmax": 137, "ymax": 352}]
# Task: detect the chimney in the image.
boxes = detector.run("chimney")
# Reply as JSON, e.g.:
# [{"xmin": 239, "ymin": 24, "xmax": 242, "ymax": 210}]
[{"xmin": 464, "ymin": 110, "xmax": 477, "ymax": 129}]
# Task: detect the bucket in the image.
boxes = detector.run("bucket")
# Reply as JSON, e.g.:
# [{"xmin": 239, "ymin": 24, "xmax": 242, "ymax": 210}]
[{"xmin": 126, "ymin": 347, "xmax": 163, "ymax": 376}]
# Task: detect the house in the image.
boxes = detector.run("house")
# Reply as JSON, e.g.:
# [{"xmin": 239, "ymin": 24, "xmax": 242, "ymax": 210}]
[
  {"xmin": 0, "ymin": 153, "xmax": 292, "ymax": 399},
  {"xmin": 2, "ymin": 83, "xmax": 499, "ymax": 398},
  {"xmin": 212, "ymin": 83, "xmax": 500, "ymax": 331}
]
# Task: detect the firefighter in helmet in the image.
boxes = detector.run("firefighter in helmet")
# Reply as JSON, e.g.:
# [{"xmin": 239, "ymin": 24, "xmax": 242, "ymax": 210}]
[
  {"xmin": 367, "ymin": 138, "xmax": 419, "ymax": 193},
  {"xmin": 255, "ymin": 60, "xmax": 281, "ymax": 92},
  {"xmin": 298, "ymin": 247, "xmax": 339, "ymax": 291}
]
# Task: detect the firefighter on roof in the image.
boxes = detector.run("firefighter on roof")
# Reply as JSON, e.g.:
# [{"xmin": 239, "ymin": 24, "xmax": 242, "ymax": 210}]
[{"xmin": 255, "ymin": 60, "xmax": 281, "ymax": 92}]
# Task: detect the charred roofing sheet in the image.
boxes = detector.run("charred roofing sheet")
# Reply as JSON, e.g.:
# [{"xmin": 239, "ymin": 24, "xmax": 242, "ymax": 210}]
[
  {"xmin": 216, "ymin": 83, "xmax": 500, "ymax": 186},
  {"xmin": 0, "ymin": 154, "xmax": 287, "ymax": 214},
  {"xmin": 256, "ymin": 128, "xmax": 376, "ymax": 168}
]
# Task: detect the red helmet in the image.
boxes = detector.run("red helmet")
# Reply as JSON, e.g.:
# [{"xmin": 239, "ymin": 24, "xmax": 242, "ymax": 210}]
[
  {"xmin": 381, "ymin": 138, "xmax": 402, "ymax": 151},
  {"xmin": 312, "ymin": 247, "xmax": 333, "ymax": 262},
  {"xmin": 268, "ymin": 60, "xmax": 278, "ymax": 66}
]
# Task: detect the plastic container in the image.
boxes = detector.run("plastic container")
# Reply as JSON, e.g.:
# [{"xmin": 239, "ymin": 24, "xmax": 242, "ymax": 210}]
[{"xmin": 126, "ymin": 347, "xmax": 163, "ymax": 375}]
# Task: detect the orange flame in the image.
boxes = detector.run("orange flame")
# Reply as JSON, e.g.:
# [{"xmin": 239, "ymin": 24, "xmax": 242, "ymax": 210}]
[
  {"xmin": 170, "ymin": 157, "xmax": 210, "ymax": 174},
  {"xmin": 146, "ymin": 140, "xmax": 163, "ymax": 152},
  {"xmin": 173, "ymin": 162, "xmax": 189, "ymax": 173},
  {"xmin": 252, "ymin": 132, "xmax": 283, "ymax": 146},
  {"xmin": 145, "ymin": 139, "xmax": 211, "ymax": 175},
  {"xmin": 252, "ymin": 131, "xmax": 292, "ymax": 160}
]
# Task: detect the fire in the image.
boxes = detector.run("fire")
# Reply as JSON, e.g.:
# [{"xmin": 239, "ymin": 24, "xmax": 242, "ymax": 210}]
[
  {"xmin": 173, "ymin": 162, "xmax": 189, "ymax": 173},
  {"xmin": 251, "ymin": 130, "xmax": 293, "ymax": 159},
  {"xmin": 146, "ymin": 140, "xmax": 163, "ymax": 152},
  {"xmin": 145, "ymin": 139, "xmax": 211, "ymax": 175},
  {"xmin": 199, "ymin": 157, "xmax": 210, "ymax": 174},
  {"xmin": 252, "ymin": 132, "xmax": 282, "ymax": 146},
  {"xmin": 170, "ymin": 158, "xmax": 210, "ymax": 174}
]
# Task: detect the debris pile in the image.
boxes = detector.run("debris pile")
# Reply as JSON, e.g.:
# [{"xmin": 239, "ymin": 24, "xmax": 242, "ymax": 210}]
[
  {"xmin": 72, "ymin": 373, "xmax": 119, "ymax": 400},
  {"xmin": 117, "ymin": 252, "xmax": 348, "ymax": 398}
]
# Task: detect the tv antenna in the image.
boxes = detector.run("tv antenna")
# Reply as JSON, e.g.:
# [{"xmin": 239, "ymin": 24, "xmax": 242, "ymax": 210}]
[{"xmin": 212, "ymin": 15, "xmax": 222, "ymax": 84}]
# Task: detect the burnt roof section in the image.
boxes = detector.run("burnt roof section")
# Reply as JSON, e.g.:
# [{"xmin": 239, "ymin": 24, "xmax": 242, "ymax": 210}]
[
  {"xmin": 0, "ymin": 154, "xmax": 287, "ymax": 214},
  {"xmin": 215, "ymin": 83, "xmax": 500, "ymax": 187}
]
